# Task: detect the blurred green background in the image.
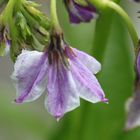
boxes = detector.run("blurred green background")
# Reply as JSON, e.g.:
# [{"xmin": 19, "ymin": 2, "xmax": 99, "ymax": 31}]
[{"xmin": 0, "ymin": 1, "xmax": 140, "ymax": 140}]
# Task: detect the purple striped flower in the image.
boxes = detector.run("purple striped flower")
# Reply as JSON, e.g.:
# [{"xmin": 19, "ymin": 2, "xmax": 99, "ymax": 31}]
[
  {"xmin": 125, "ymin": 41, "xmax": 140, "ymax": 130},
  {"xmin": 12, "ymin": 33, "xmax": 108, "ymax": 120},
  {"xmin": 64, "ymin": 0, "xmax": 97, "ymax": 24}
]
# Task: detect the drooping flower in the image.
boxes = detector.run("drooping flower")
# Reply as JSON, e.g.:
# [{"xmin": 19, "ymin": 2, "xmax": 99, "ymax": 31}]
[
  {"xmin": 125, "ymin": 41, "xmax": 140, "ymax": 130},
  {"xmin": 0, "ymin": 25, "xmax": 10, "ymax": 56},
  {"xmin": 64, "ymin": 0, "xmax": 97, "ymax": 24},
  {"xmin": 12, "ymin": 32, "xmax": 108, "ymax": 120}
]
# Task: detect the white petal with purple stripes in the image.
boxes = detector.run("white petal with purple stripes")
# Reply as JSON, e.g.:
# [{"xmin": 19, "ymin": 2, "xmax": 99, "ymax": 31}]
[
  {"xmin": 73, "ymin": 48, "xmax": 101, "ymax": 74},
  {"xmin": 12, "ymin": 50, "xmax": 48, "ymax": 103},
  {"xmin": 45, "ymin": 61, "xmax": 80, "ymax": 120},
  {"xmin": 70, "ymin": 58, "xmax": 108, "ymax": 103}
]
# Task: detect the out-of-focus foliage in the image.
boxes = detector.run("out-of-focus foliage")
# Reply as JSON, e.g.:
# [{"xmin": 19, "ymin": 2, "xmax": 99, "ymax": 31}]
[{"xmin": 0, "ymin": 0, "xmax": 140, "ymax": 140}]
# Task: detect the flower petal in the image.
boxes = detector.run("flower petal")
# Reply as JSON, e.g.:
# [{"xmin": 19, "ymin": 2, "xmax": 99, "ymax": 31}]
[
  {"xmin": 70, "ymin": 58, "xmax": 107, "ymax": 103},
  {"xmin": 125, "ymin": 97, "xmax": 140, "ymax": 130},
  {"xmin": 45, "ymin": 62, "xmax": 80, "ymax": 120},
  {"xmin": 125, "ymin": 78, "xmax": 140, "ymax": 130},
  {"xmin": 72, "ymin": 48, "xmax": 101, "ymax": 74},
  {"xmin": 73, "ymin": 3, "xmax": 95, "ymax": 22},
  {"xmin": 64, "ymin": 0, "xmax": 96, "ymax": 24},
  {"xmin": 11, "ymin": 50, "xmax": 48, "ymax": 103}
]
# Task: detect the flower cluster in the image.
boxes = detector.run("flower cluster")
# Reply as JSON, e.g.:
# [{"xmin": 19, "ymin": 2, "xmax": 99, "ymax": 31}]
[
  {"xmin": 0, "ymin": 0, "xmax": 51, "ymax": 60},
  {"xmin": 0, "ymin": 0, "xmax": 108, "ymax": 120},
  {"xmin": 12, "ymin": 32, "xmax": 107, "ymax": 120},
  {"xmin": 1, "ymin": 0, "xmax": 139, "ymax": 122}
]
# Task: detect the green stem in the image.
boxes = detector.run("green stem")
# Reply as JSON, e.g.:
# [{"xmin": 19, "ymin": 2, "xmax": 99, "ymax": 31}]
[
  {"xmin": 106, "ymin": 1, "xmax": 138, "ymax": 47},
  {"xmin": 9, "ymin": 16, "xmax": 17, "ymax": 62},
  {"xmin": 1, "ymin": 0, "xmax": 16, "ymax": 23},
  {"xmin": 20, "ymin": 6, "xmax": 39, "ymax": 27},
  {"xmin": 88, "ymin": 0, "xmax": 138, "ymax": 48},
  {"xmin": 1, "ymin": 0, "xmax": 23, "ymax": 22},
  {"xmin": 87, "ymin": 0, "xmax": 107, "ymax": 11},
  {"xmin": 50, "ymin": 0, "xmax": 62, "ymax": 32}
]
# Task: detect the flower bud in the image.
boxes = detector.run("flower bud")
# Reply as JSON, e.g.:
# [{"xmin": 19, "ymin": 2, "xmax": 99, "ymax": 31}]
[
  {"xmin": 0, "ymin": 25, "xmax": 10, "ymax": 56},
  {"xmin": 64, "ymin": 0, "xmax": 97, "ymax": 24}
]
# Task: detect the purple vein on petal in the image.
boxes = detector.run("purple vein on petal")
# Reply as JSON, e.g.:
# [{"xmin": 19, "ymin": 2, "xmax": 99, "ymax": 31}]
[{"xmin": 12, "ymin": 50, "xmax": 48, "ymax": 103}]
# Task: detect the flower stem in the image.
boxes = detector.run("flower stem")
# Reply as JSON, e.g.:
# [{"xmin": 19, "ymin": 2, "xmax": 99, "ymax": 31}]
[
  {"xmin": 87, "ymin": 0, "xmax": 107, "ymax": 11},
  {"xmin": 88, "ymin": 0, "xmax": 139, "ymax": 48},
  {"xmin": 50, "ymin": 0, "xmax": 62, "ymax": 32},
  {"xmin": 1, "ymin": 0, "xmax": 17, "ymax": 23},
  {"xmin": 106, "ymin": 1, "xmax": 138, "ymax": 47}
]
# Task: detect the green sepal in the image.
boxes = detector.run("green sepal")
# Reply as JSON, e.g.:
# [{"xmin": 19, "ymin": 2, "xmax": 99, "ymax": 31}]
[
  {"xmin": 24, "ymin": 0, "xmax": 41, "ymax": 8},
  {"xmin": 23, "ymin": 1, "xmax": 51, "ymax": 30},
  {"xmin": 33, "ymin": 26, "xmax": 50, "ymax": 45},
  {"xmin": 15, "ymin": 12, "xmax": 31, "ymax": 40},
  {"xmin": 15, "ymin": 11, "xmax": 50, "ymax": 51},
  {"xmin": 31, "ymin": 35, "xmax": 45, "ymax": 51}
]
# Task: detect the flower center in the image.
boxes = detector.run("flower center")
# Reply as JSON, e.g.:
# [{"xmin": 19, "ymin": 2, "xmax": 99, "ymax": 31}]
[{"xmin": 48, "ymin": 34, "xmax": 69, "ymax": 68}]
